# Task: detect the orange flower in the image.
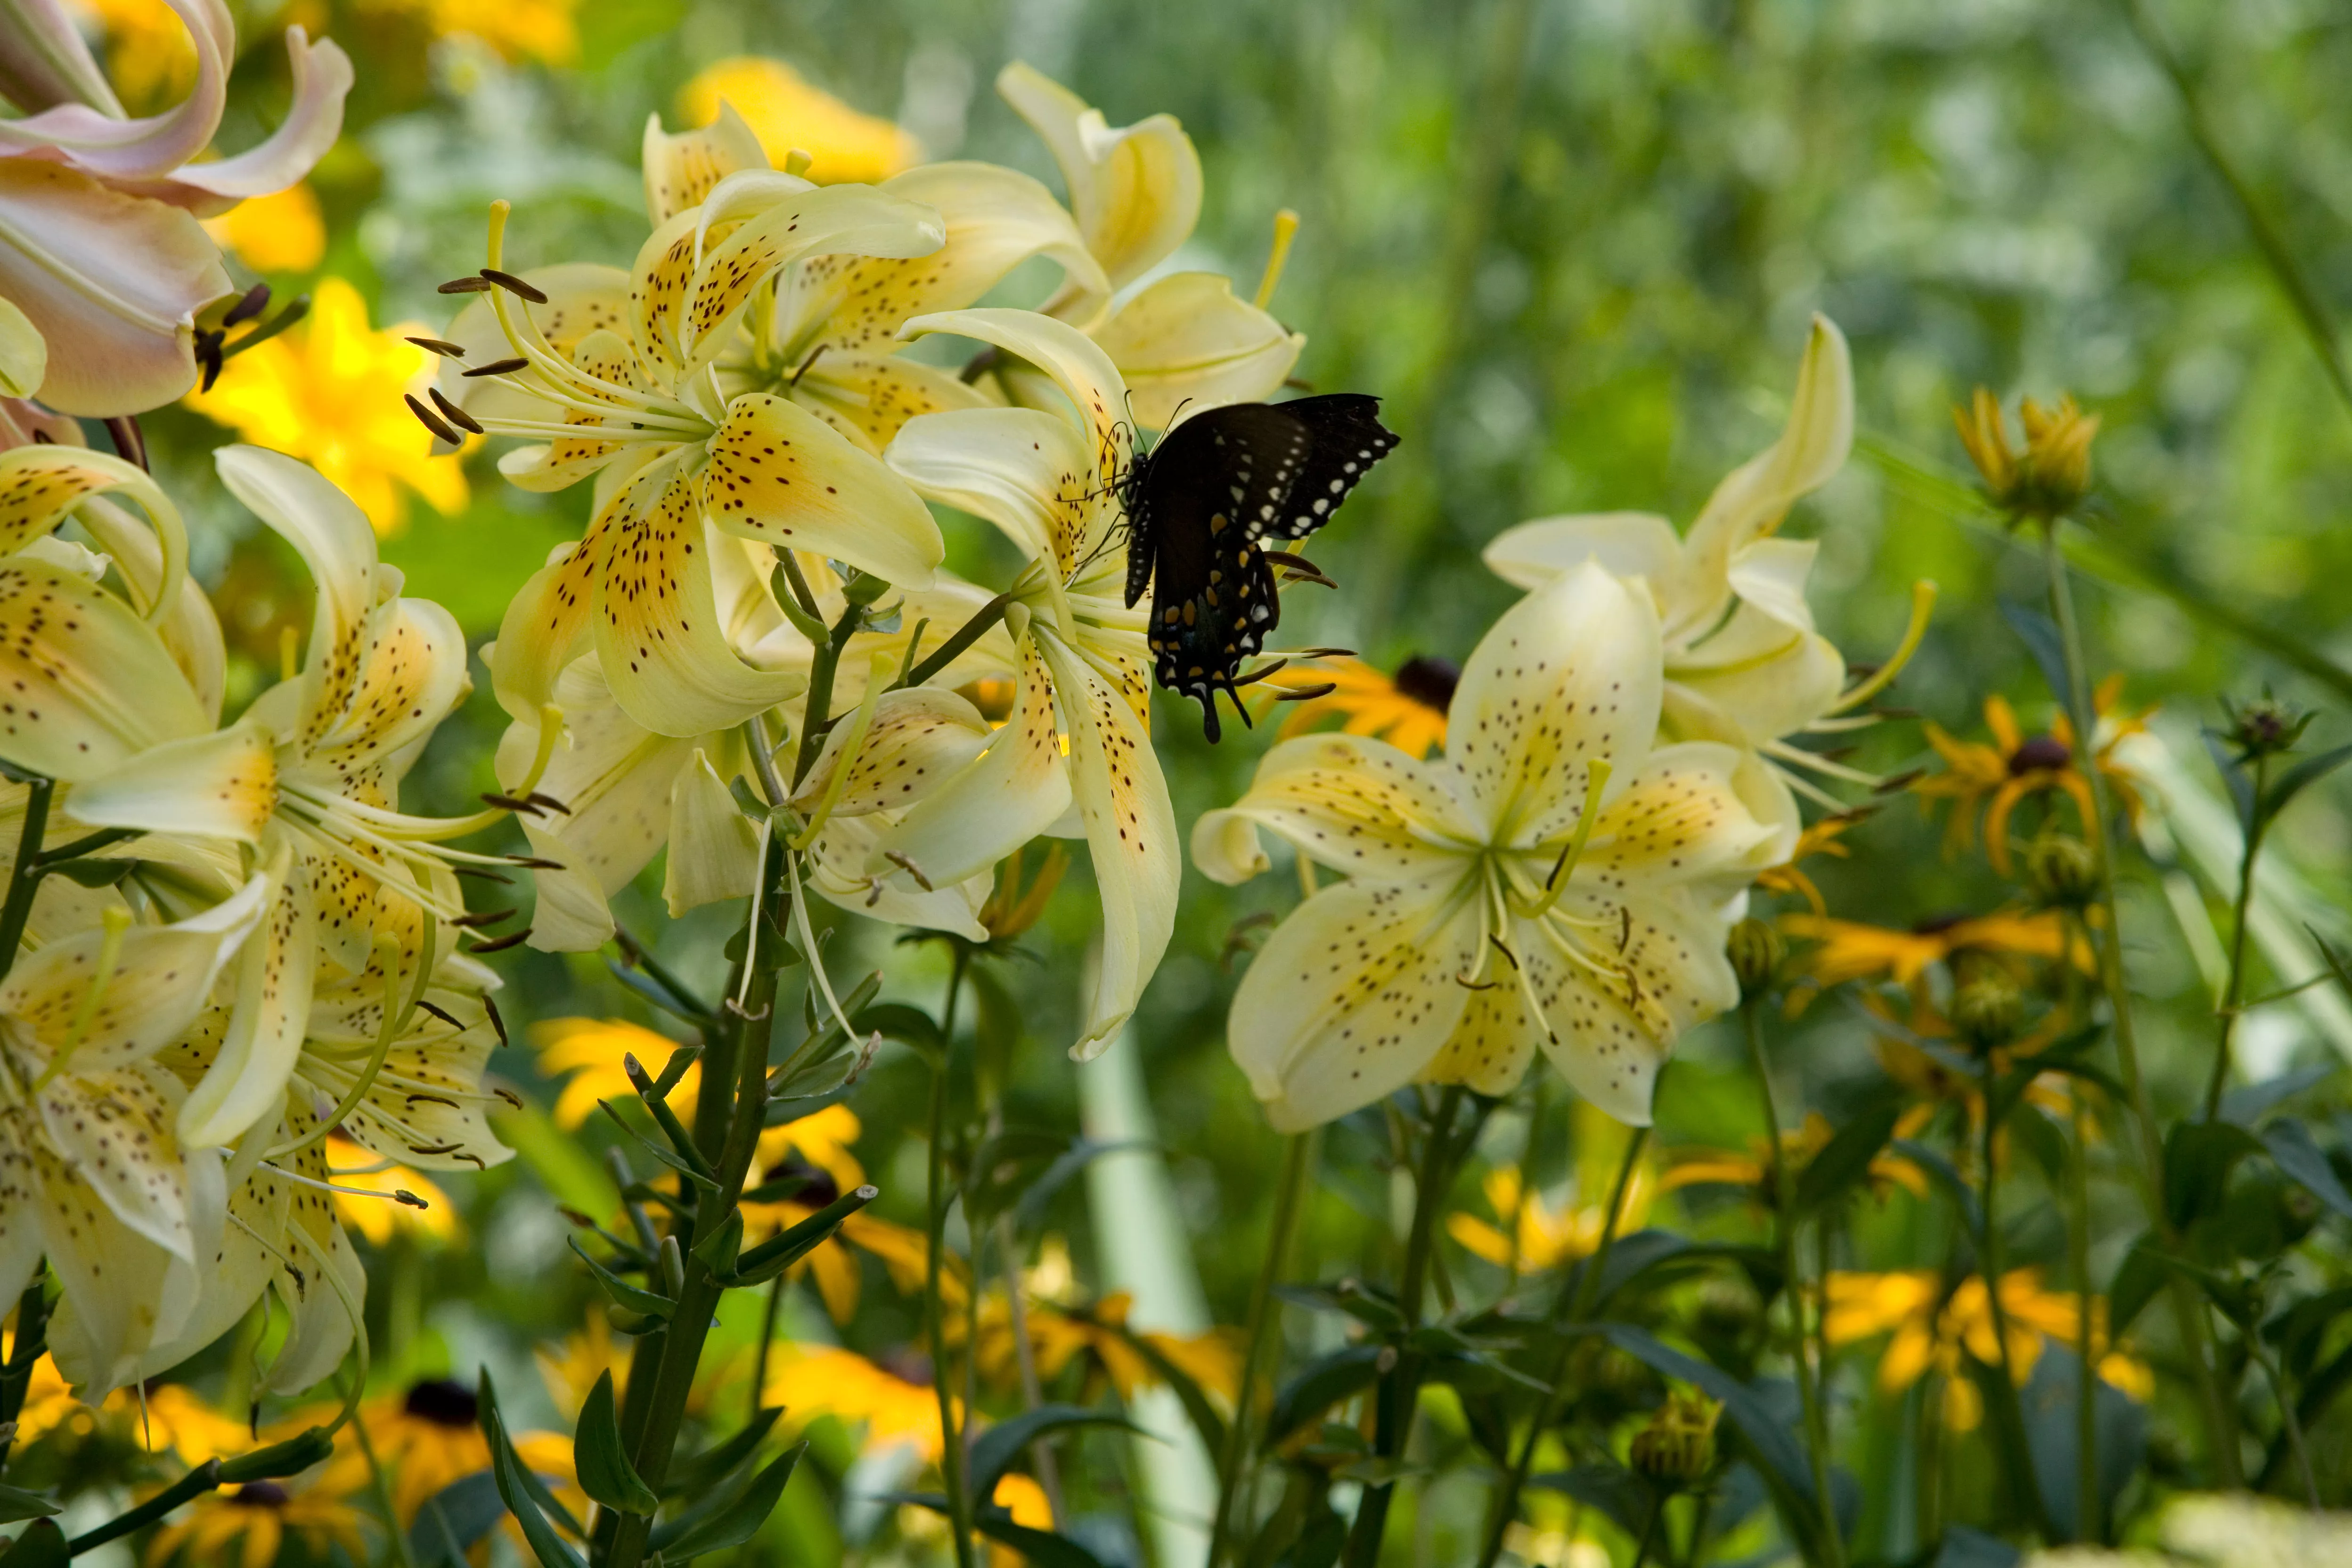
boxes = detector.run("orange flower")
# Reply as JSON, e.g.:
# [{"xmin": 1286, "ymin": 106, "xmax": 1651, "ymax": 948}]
[
  {"xmin": 1913, "ymin": 683, "xmax": 2146, "ymax": 874},
  {"xmin": 765, "ymin": 1344, "xmax": 954, "ymax": 1462},
  {"xmin": 1660, "ymin": 1111, "xmax": 1930, "ymax": 1205},
  {"xmin": 1781, "ymin": 908, "xmax": 2084, "ymax": 990},
  {"xmin": 1755, "ymin": 812, "xmax": 1868, "ymax": 915},
  {"xmin": 530, "ymin": 1017, "xmax": 700, "ymax": 1130},
  {"xmin": 1250, "ymin": 654, "xmax": 1455, "ymax": 760},
  {"xmin": 1446, "ymin": 1163, "xmax": 1652, "ymax": 1273},
  {"xmin": 956, "ymin": 1290, "xmax": 1241, "ymax": 1407},
  {"xmin": 740, "ymin": 1106, "xmax": 939, "ymax": 1324}
]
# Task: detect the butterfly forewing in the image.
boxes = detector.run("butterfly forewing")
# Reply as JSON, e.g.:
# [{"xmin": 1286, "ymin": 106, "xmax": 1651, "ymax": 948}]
[{"xmin": 1123, "ymin": 395, "xmax": 1398, "ymax": 740}]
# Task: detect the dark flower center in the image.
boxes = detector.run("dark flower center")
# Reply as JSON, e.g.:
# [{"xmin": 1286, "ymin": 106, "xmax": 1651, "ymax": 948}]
[
  {"xmin": 230, "ymin": 1482, "xmax": 291, "ymax": 1509},
  {"xmin": 404, "ymin": 1378, "xmax": 479, "ymax": 1427},
  {"xmin": 761, "ymin": 1159, "xmax": 840, "ymax": 1209},
  {"xmin": 2009, "ymin": 735, "xmax": 2071, "ymax": 774},
  {"xmin": 1394, "ymin": 655, "xmax": 1460, "ymax": 715}
]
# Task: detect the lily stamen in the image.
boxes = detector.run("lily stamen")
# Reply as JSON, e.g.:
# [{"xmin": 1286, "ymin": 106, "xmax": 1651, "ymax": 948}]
[{"xmin": 1826, "ymin": 579, "xmax": 1939, "ymax": 716}]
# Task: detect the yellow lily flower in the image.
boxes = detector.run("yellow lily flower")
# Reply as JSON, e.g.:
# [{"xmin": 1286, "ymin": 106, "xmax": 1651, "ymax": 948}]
[
  {"xmin": 882, "ymin": 308, "xmax": 1180, "ymax": 1056},
  {"xmin": 1194, "ymin": 562, "xmax": 1788, "ymax": 1128},
  {"xmin": 996, "ymin": 63, "xmax": 1304, "ymax": 428},
  {"xmin": 677, "ymin": 58, "xmax": 921, "ymax": 183},
  {"xmin": 1485, "ymin": 317, "xmax": 1909, "ymax": 816}
]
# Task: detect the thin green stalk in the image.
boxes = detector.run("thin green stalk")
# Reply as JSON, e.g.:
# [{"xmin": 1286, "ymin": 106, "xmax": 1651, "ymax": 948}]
[
  {"xmin": 2247, "ymin": 1337, "xmax": 2318, "ymax": 1507},
  {"xmin": 2070, "ymin": 1094, "xmax": 2101, "ymax": 1542},
  {"xmin": 68, "ymin": 1460, "xmax": 221, "ymax": 1553},
  {"xmin": 1977, "ymin": 1050, "xmax": 2057, "ymax": 1542},
  {"xmin": 1744, "ymin": 1002, "xmax": 1842, "ymax": 1568},
  {"xmin": 349, "ymin": 1378, "xmax": 419, "ymax": 1568},
  {"xmin": 995, "ymin": 1211, "xmax": 1065, "ymax": 1524},
  {"xmin": 1344, "ymin": 1088, "xmax": 1468, "ymax": 1568},
  {"xmin": 1475, "ymin": 1126, "xmax": 1650, "ymax": 1568},
  {"xmin": 604, "ymin": 883, "xmax": 783, "ymax": 1568},
  {"xmin": 793, "ymin": 595, "xmax": 865, "ymax": 789},
  {"xmin": 1209, "ymin": 1131, "xmax": 1317, "ymax": 1568},
  {"xmin": 2206, "ymin": 753, "xmax": 2270, "ymax": 1120},
  {"xmin": 1630, "ymin": 1492, "xmax": 1662, "ymax": 1568},
  {"xmin": 900, "ymin": 591, "xmax": 1014, "ymax": 693},
  {"xmin": 924, "ymin": 945, "xmax": 977, "ymax": 1568},
  {"xmin": 2038, "ymin": 524, "xmax": 2243, "ymax": 1487},
  {"xmin": 0, "ymin": 774, "xmax": 55, "ymax": 978},
  {"xmin": 749, "ymin": 1275, "xmax": 785, "ymax": 1422}
]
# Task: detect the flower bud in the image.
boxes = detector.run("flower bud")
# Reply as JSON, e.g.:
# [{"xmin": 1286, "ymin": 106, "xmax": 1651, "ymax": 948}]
[
  {"xmin": 2222, "ymin": 694, "xmax": 2311, "ymax": 762},
  {"xmin": 1629, "ymin": 1390, "xmax": 1722, "ymax": 1490},
  {"xmin": 1728, "ymin": 917, "xmax": 1783, "ymax": 1001},
  {"xmin": 1951, "ymin": 972, "xmax": 2024, "ymax": 1052},
  {"xmin": 1952, "ymin": 387, "xmax": 2098, "ymax": 527},
  {"xmin": 2024, "ymin": 833, "xmax": 2098, "ymax": 910}
]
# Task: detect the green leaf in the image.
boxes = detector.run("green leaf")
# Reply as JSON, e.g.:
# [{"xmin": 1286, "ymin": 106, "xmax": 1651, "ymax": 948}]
[
  {"xmin": 1528, "ymin": 1460, "xmax": 1652, "ymax": 1537},
  {"xmin": 0, "ymin": 1487, "xmax": 56, "ymax": 1526},
  {"xmin": 477, "ymin": 1371, "xmax": 586, "ymax": 1568},
  {"xmin": 691, "ymin": 1210, "xmax": 744, "ymax": 1276},
  {"xmin": 1999, "ymin": 600, "xmax": 2072, "ymax": 711},
  {"xmin": 650, "ymin": 1443, "xmax": 805, "ymax": 1560},
  {"xmin": 970, "ymin": 1512, "xmax": 1114, "ymax": 1568},
  {"xmin": 1592, "ymin": 1324, "xmax": 1816, "ymax": 1509},
  {"xmin": 1268, "ymin": 1344, "xmax": 1384, "ymax": 1443},
  {"xmin": 1793, "ymin": 1104, "xmax": 1902, "ymax": 1216},
  {"xmin": 2259, "ymin": 741, "xmax": 2352, "ymax": 830},
  {"xmin": 1894, "ymin": 1138, "xmax": 1985, "ymax": 1241},
  {"xmin": 2107, "ymin": 1237, "xmax": 2168, "ymax": 1339},
  {"xmin": 663, "ymin": 1408, "xmax": 784, "ymax": 1498},
  {"xmin": 411, "ymin": 1473, "xmax": 507, "ymax": 1568},
  {"xmin": 726, "ymin": 1184, "xmax": 879, "ymax": 1285},
  {"xmin": 849, "ymin": 1001, "xmax": 944, "ymax": 1055},
  {"xmin": 2163, "ymin": 1119, "xmax": 2268, "ymax": 1229},
  {"xmin": 0, "ymin": 1519, "xmax": 64, "ymax": 1567},
  {"xmin": 1093, "ymin": 1318, "xmax": 1230, "ymax": 1459},
  {"xmin": 597, "ymin": 1100, "xmax": 719, "ymax": 1191},
  {"xmin": 2260, "ymin": 1118, "xmax": 2352, "ymax": 1221},
  {"xmin": 1273, "ymin": 1281, "xmax": 1405, "ymax": 1334},
  {"xmin": 43, "ymin": 857, "xmax": 131, "ymax": 888},
  {"xmin": 574, "ymin": 1371, "xmax": 658, "ymax": 1515},
  {"xmin": 568, "ymin": 1235, "xmax": 675, "ymax": 1320},
  {"xmin": 217, "ymin": 1425, "xmax": 336, "ymax": 1483},
  {"xmin": 969, "ymin": 1405, "xmax": 1142, "ymax": 1504},
  {"xmin": 964, "ymin": 1127, "xmax": 1085, "ymax": 1228}
]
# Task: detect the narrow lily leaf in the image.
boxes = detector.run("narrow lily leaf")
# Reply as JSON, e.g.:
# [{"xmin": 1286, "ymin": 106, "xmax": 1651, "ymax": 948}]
[
  {"xmin": 217, "ymin": 1426, "xmax": 336, "ymax": 1483},
  {"xmin": 1998, "ymin": 599, "xmax": 2071, "ymax": 711},
  {"xmin": 1794, "ymin": 1104, "xmax": 1902, "ymax": 1216},
  {"xmin": 648, "ymin": 1443, "xmax": 806, "ymax": 1559},
  {"xmin": 597, "ymin": 1100, "xmax": 719, "ymax": 1191},
  {"xmin": 663, "ymin": 1408, "xmax": 784, "ymax": 1499},
  {"xmin": 727, "ymin": 1184, "xmax": 878, "ymax": 1284},
  {"xmin": 1894, "ymin": 1138, "xmax": 1985, "ymax": 1241},
  {"xmin": 1094, "ymin": 1319, "xmax": 1229, "ymax": 1459},
  {"xmin": 2161, "ymin": 1119, "xmax": 2267, "ymax": 1229},
  {"xmin": 2261, "ymin": 1118, "xmax": 2352, "ymax": 1222},
  {"xmin": 574, "ymin": 1371, "xmax": 659, "ymax": 1515},
  {"xmin": 2259, "ymin": 742, "xmax": 2352, "ymax": 832},
  {"xmin": 478, "ymin": 1370, "xmax": 586, "ymax": 1565},
  {"xmin": 0, "ymin": 1486, "xmax": 57, "ymax": 1525},
  {"xmin": 1268, "ymin": 1344, "xmax": 1384, "ymax": 1443},
  {"xmin": 0, "ymin": 1518, "xmax": 64, "ymax": 1566},
  {"xmin": 971, "ymin": 1511, "xmax": 1116, "ymax": 1568},
  {"xmin": 968, "ymin": 1405, "xmax": 1143, "ymax": 1504},
  {"xmin": 568, "ymin": 1235, "xmax": 676, "ymax": 1319}
]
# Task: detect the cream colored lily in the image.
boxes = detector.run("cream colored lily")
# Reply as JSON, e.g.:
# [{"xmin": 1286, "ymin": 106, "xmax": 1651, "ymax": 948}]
[
  {"xmin": 0, "ymin": 0, "xmax": 351, "ymax": 415},
  {"xmin": 0, "ymin": 867, "xmax": 271, "ymax": 1394},
  {"xmin": 1195, "ymin": 563, "xmax": 1788, "ymax": 1129},
  {"xmin": 996, "ymin": 63, "xmax": 1303, "ymax": 427},
  {"xmin": 1483, "ymin": 317, "xmax": 1909, "ymax": 811},
  {"xmin": 882, "ymin": 309, "xmax": 1177, "ymax": 1055},
  {"xmin": 65, "ymin": 449, "xmax": 499, "ymax": 1145},
  {"xmin": 437, "ymin": 189, "xmax": 952, "ymax": 735}
]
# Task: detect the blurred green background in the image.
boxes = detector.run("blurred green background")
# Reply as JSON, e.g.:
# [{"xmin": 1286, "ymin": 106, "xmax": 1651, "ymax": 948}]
[{"xmin": 103, "ymin": 0, "xmax": 2352, "ymax": 1551}]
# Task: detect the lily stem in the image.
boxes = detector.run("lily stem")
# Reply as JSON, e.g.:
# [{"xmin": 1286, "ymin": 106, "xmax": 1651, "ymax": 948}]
[
  {"xmin": 1344, "ymin": 1087, "xmax": 1468, "ymax": 1568},
  {"xmin": 2207, "ymin": 753, "xmax": 2270, "ymax": 1120},
  {"xmin": 925, "ymin": 945, "xmax": 977, "ymax": 1568},
  {"xmin": 1744, "ymin": 1000, "xmax": 1842, "ymax": 1568},
  {"xmin": 1474, "ymin": 1125, "xmax": 1650, "ymax": 1568},
  {"xmin": 2247, "ymin": 1333, "xmax": 2319, "ymax": 1507},
  {"xmin": 0, "ymin": 774, "xmax": 54, "ymax": 986},
  {"xmin": 1977, "ymin": 1047, "xmax": 2057, "ymax": 1541},
  {"xmin": 1208, "ymin": 1130, "xmax": 1317, "ymax": 1568},
  {"xmin": 0, "ymin": 1272, "xmax": 52, "ymax": 1478},
  {"xmin": 2037, "ymin": 521, "xmax": 2243, "ymax": 1487}
]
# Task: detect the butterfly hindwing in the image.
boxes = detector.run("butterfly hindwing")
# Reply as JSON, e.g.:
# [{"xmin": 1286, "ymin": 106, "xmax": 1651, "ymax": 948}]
[{"xmin": 1123, "ymin": 395, "xmax": 1398, "ymax": 740}]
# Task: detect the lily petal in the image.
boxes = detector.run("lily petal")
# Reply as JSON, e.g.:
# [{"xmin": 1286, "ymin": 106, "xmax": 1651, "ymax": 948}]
[
  {"xmin": 0, "ymin": 552, "xmax": 209, "ymax": 779},
  {"xmin": 996, "ymin": 62, "xmax": 1201, "ymax": 294},
  {"xmin": 1580, "ymin": 741, "xmax": 1783, "ymax": 893},
  {"xmin": 178, "ymin": 850, "xmax": 316, "ymax": 1148},
  {"xmin": 1481, "ymin": 511, "xmax": 1681, "ymax": 596},
  {"xmin": 874, "ymin": 637, "xmax": 1072, "ymax": 893},
  {"xmin": 65, "ymin": 719, "xmax": 278, "ymax": 844},
  {"xmin": 34, "ymin": 1141, "xmax": 182, "ymax": 1396},
  {"xmin": 1524, "ymin": 892, "xmax": 1741, "ymax": 1126},
  {"xmin": 806, "ymin": 813, "xmax": 990, "ymax": 939},
  {"xmin": 663, "ymin": 746, "xmax": 760, "ymax": 916},
  {"xmin": 701, "ymin": 392, "xmax": 943, "ymax": 588},
  {"xmin": 36, "ymin": 1061, "xmax": 194, "ymax": 1258},
  {"xmin": 788, "ymin": 350, "xmax": 987, "ymax": 454},
  {"xmin": 1682, "ymin": 313, "xmax": 1852, "ymax": 580},
  {"xmin": 643, "ymin": 102, "xmax": 769, "ymax": 224},
  {"xmin": 884, "ymin": 405, "xmax": 1080, "ymax": 565},
  {"xmin": 1229, "ymin": 870, "xmax": 1480, "ymax": 1131},
  {"xmin": 1094, "ymin": 272, "xmax": 1305, "ymax": 431},
  {"xmin": 901, "ymin": 308, "xmax": 1127, "ymax": 498},
  {"xmin": 436, "ymin": 262, "xmax": 633, "ymax": 425},
  {"xmin": 1194, "ymin": 732, "xmax": 1478, "ymax": 885},
  {"xmin": 792, "ymin": 686, "xmax": 991, "ymax": 818}
]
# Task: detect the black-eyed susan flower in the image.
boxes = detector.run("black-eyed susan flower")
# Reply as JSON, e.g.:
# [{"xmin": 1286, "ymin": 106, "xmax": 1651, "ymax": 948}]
[
  {"xmin": 1913, "ymin": 684, "xmax": 2147, "ymax": 874},
  {"xmin": 145, "ymin": 1466, "xmax": 368, "ymax": 1568},
  {"xmin": 1446, "ymin": 1162, "xmax": 1653, "ymax": 1273}
]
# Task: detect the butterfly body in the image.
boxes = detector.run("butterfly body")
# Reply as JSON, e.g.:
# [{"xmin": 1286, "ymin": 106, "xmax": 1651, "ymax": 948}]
[{"xmin": 1120, "ymin": 394, "xmax": 1399, "ymax": 740}]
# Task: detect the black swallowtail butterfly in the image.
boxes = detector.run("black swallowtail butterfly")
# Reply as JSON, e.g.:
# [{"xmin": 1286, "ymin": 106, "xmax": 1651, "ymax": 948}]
[{"xmin": 1120, "ymin": 394, "xmax": 1399, "ymax": 740}]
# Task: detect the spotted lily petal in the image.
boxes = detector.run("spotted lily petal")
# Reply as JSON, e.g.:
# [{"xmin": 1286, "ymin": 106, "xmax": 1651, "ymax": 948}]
[
  {"xmin": 0, "ymin": 551, "xmax": 209, "ymax": 779},
  {"xmin": 874, "ymin": 638, "xmax": 1073, "ymax": 893},
  {"xmin": 178, "ymin": 848, "xmax": 317, "ymax": 1148},
  {"xmin": 1191, "ymin": 733, "xmax": 1478, "ymax": 886},
  {"xmin": 792, "ymin": 687, "xmax": 992, "ymax": 819},
  {"xmin": 642, "ymin": 102, "xmax": 770, "ymax": 224},
  {"xmin": 664, "ymin": 747, "xmax": 760, "ymax": 916},
  {"xmin": 1480, "ymin": 511, "xmax": 1682, "ymax": 597},
  {"xmin": 65, "ymin": 719, "xmax": 278, "ymax": 844},
  {"xmin": 1681, "ymin": 313, "xmax": 1852, "ymax": 590},
  {"xmin": 701, "ymin": 392, "xmax": 943, "ymax": 588},
  {"xmin": 1094, "ymin": 272, "xmax": 1305, "ymax": 431},
  {"xmin": 996, "ymin": 61, "xmax": 1202, "ymax": 295},
  {"xmin": 885, "ymin": 405, "xmax": 1082, "ymax": 566}
]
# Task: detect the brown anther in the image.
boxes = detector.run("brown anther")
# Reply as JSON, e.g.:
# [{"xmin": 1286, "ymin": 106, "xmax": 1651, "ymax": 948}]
[
  {"xmin": 506, "ymin": 855, "xmax": 566, "ymax": 869},
  {"xmin": 222, "ymin": 282, "xmax": 272, "ymax": 328},
  {"xmin": 437, "ymin": 277, "xmax": 495, "ymax": 294},
  {"xmin": 429, "ymin": 387, "xmax": 484, "ymax": 434},
  {"xmin": 479, "ymin": 269, "xmax": 549, "ymax": 303},
  {"xmin": 452, "ymin": 866, "xmax": 514, "ymax": 884},
  {"xmin": 449, "ymin": 908, "xmax": 517, "ymax": 929},
  {"xmin": 1272, "ymin": 682, "xmax": 1337, "ymax": 702},
  {"xmin": 463, "ymin": 356, "xmax": 530, "ymax": 377},
  {"xmin": 479, "ymin": 791, "xmax": 543, "ymax": 815},
  {"xmin": 394, "ymin": 1190, "xmax": 431, "ymax": 1209},
  {"xmin": 467, "ymin": 929, "xmax": 532, "ymax": 954},
  {"xmin": 406, "ymin": 336, "xmax": 468, "ymax": 358},
  {"xmin": 405, "ymin": 393, "xmax": 461, "ymax": 445},
  {"xmin": 414, "ymin": 999, "xmax": 463, "ymax": 1029},
  {"xmin": 525, "ymin": 792, "xmax": 573, "ymax": 816}
]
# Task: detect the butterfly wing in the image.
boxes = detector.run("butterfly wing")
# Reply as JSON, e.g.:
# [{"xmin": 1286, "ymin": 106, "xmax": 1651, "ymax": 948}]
[
  {"xmin": 1135, "ymin": 404, "xmax": 1314, "ymax": 740},
  {"xmin": 1257, "ymin": 393, "xmax": 1400, "ymax": 544}
]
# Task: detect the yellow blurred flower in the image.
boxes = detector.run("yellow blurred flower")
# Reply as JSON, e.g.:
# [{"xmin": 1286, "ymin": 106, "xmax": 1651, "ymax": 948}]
[
  {"xmin": 186, "ymin": 276, "xmax": 469, "ymax": 534},
  {"xmin": 1913, "ymin": 683, "xmax": 2146, "ymax": 874},
  {"xmin": 146, "ymin": 1463, "xmax": 368, "ymax": 1568},
  {"xmin": 361, "ymin": 1379, "xmax": 578, "ymax": 1528},
  {"xmin": 535, "ymin": 1311, "xmax": 625, "ymax": 1421},
  {"xmin": 530, "ymin": 1016, "xmax": 700, "ymax": 1130},
  {"xmin": 742, "ymin": 1106, "xmax": 938, "ymax": 1324},
  {"xmin": 204, "ymin": 184, "xmax": 327, "ymax": 275},
  {"xmin": 418, "ymin": 0, "xmax": 580, "ymax": 65},
  {"xmin": 1755, "ymin": 812, "xmax": 1867, "ymax": 916},
  {"xmin": 958, "ymin": 1289, "xmax": 1242, "ymax": 1408},
  {"xmin": 1659, "ymin": 1111, "xmax": 1930, "ymax": 1206},
  {"xmin": 1251, "ymin": 654, "xmax": 1455, "ymax": 760},
  {"xmin": 1781, "ymin": 907, "xmax": 2082, "ymax": 991},
  {"xmin": 1822, "ymin": 1268, "xmax": 2149, "ymax": 1430},
  {"xmin": 678, "ymin": 58, "xmax": 920, "ymax": 184},
  {"xmin": 1953, "ymin": 387, "xmax": 2099, "ymax": 527},
  {"xmin": 765, "ymin": 1344, "xmax": 953, "ymax": 1462},
  {"xmin": 0, "ymin": 1346, "xmax": 254, "ymax": 1463},
  {"xmin": 325, "ymin": 1132, "xmax": 457, "ymax": 1245},
  {"xmin": 1448, "ymin": 1162, "xmax": 1653, "ymax": 1274}
]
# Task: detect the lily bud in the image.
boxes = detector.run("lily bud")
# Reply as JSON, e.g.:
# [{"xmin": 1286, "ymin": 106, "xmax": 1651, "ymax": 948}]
[
  {"xmin": 1951, "ymin": 972, "xmax": 2024, "ymax": 1052},
  {"xmin": 1728, "ymin": 917, "xmax": 1784, "ymax": 1001},
  {"xmin": 1630, "ymin": 1389, "xmax": 1723, "ymax": 1490},
  {"xmin": 2024, "ymin": 833, "xmax": 2098, "ymax": 910}
]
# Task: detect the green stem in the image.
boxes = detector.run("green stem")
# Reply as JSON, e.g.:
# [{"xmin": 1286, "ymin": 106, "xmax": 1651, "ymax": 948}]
[
  {"xmin": 792, "ymin": 595, "xmax": 864, "ymax": 790},
  {"xmin": 603, "ymin": 874, "xmax": 784, "ymax": 1568},
  {"xmin": 1209, "ymin": 1131, "xmax": 1317, "ymax": 1568},
  {"xmin": 0, "ymin": 1274, "xmax": 51, "ymax": 1478},
  {"xmin": 1344, "ymin": 1088, "xmax": 1468, "ymax": 1568},
  {"xmin": 2207, "ymin": 754, "xmax": 2270, "ymax": 1120},
  {"xmin": 900, "ymin": 591, "xmax": 1014, "ymax": 693},
  {"xmin": 2248, "ymin": 1336, "xmax": 2319, "ymax": 1507},
  {"xmin": 68, "ymin": 1460, "xmax": 221, "ymax": 1553},
  {"xmin": 349, "ymin": 1380, "xmax": 418, "ymax": 1568},
  {"xmin": 1629, "ymin": 1491, "xmax": 1662, "ymax": 1568},
  {"xmin": 925, "ymin": 945, "xmax": 977, "ymax": 1568},
  {"xmin": 2038, "ymin": 523, "xmax": 2244, "ymax": 1487},
  {"xmin": 1474, "ymin": 1126, "xmax": 1650, "ymax": 1568},
  {"xmin": 1977, "ymin": 1050, "xmax": 2057, "ymax": 1542},
  {"xmin": 2070, "ymin": 1094, "xmax": 2101, "ymax": 1542},
  {"xmin": 0, "ymin": 774, "xmax": 55, "ymax": 980},
  {"xmin": 1744, "ymin": 1002, "xmax": 1842, "ymax": 1568}
]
